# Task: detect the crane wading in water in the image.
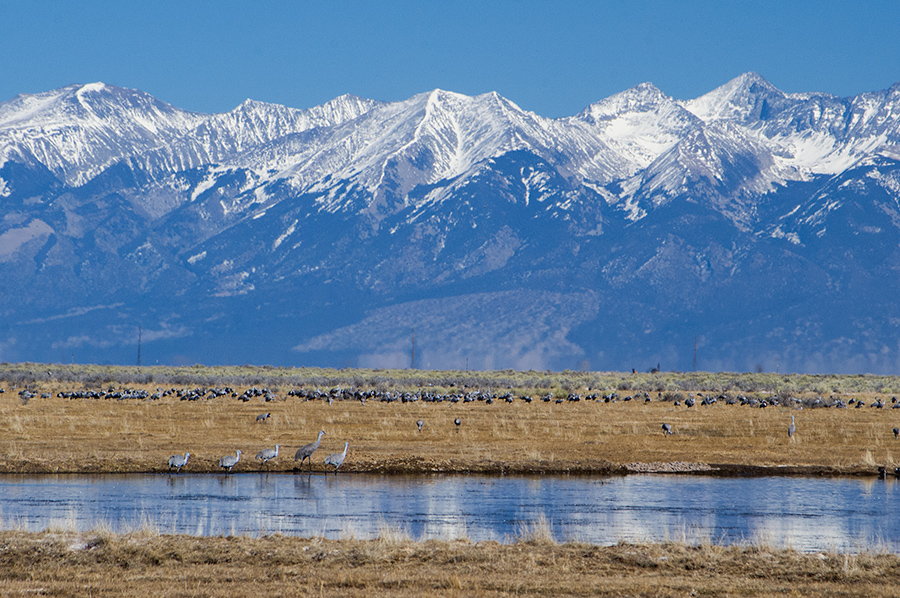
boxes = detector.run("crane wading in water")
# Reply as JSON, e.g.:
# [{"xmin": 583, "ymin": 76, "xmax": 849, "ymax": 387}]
[{"xmin": 323, "ymin": 442, "xmax": 349, "ymax": 474}]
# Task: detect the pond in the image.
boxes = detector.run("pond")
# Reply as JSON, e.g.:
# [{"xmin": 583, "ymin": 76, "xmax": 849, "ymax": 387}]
[{"xmin": 0, "ymin": 472, "xmax": 897, "ymax": 552}]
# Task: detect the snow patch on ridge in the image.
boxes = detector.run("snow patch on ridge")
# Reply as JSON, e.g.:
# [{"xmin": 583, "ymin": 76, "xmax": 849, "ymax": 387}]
[{"xmin": 272, "ymin": 220, "xmax": 298, "ymax": 250}]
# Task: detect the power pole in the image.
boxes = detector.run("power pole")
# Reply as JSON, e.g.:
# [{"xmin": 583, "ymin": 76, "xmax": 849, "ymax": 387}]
[
  {"xmin": 410, "ymin": 328, "xmax": 416, "ymax": 369},
  {"xmin": 692, "ymin": 336, "xmax": 697, "ymax": 372}
]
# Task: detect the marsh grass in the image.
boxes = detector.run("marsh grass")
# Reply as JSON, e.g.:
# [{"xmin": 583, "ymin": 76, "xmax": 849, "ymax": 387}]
[
  {"xmin": 515, "ymin": 514, "xmax": 555, "ymax": 545},
  {"xmin": 375, "ymin": 521, "xmax": 412, "ymax": 545},
  {"xmin": 862, "ymin": 449, "xmax": 878, "ymax": 467},
  {"xmin": 2, "ymin": 529, "xmax": 900, "ymax": 597}
]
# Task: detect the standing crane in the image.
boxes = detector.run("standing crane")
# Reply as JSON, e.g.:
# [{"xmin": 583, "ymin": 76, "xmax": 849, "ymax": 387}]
[
  {"xmin": 218, "ymin": 450, "xmax": 242, "ymax": 473},
  {"xmin": 294, "ymin": 431, "xmax": 326, "ymax": 472},
  {"xmin": 323, "ymin": 442, "xmax": 349, "ymax": 474},
  {"xmin": 788, "ymin": 415, "xmax": 796, "ymax": 440},
  {"xmin": 255, "ymin": 444, "xmax": 280, "ymax": 470},
  {"xmin": 167, "ymin": 452, "xmax": 190, "ymax": 473}
]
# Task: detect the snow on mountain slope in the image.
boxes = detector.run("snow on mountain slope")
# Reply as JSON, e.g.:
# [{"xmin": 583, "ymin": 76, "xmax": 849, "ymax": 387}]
[
  {"xmin": 683, "ymin": 72, "xmax": 794, "ymax": 124},
  {"xmin": 3, "ymin": 76, "xmax": 900, "ymax": 372},
  {"xmin": 0, "ymin": 83, "xmax": 205, "ymax": 185},
  {"xmin": 127, "ymin": 93, "xmax": 382, "ymax": 181},
  {"xmin": 3, "ymin": 75, "xmax": 900, "ymax": 240},
  {"xmin": 571, "ymin": 82, "xmax": 702, "ymax": 171},
  {"xmin": 685, "ymin": 73, "xmax": 900, "ymax": 178},
  {"xmin": 226, "ymin": 88, "xmax": 631, "ymax": 220},
  {"xmin": 626, "ymin": 121, "xmax": 786, "ymax": 228},
  {"xmin": 766, "ymin": 153, "xmax": 900, "ymax": 247}
]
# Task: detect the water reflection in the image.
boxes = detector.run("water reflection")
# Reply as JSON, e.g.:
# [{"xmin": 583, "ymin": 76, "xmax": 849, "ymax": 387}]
[{"xmin": 0, "ymin": 473, "xmax": 898, "ymax": 552}]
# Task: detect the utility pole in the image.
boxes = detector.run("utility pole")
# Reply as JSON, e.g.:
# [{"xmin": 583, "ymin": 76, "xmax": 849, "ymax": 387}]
[{"xmin": 410, "ymin": 328, "xmax": 416, "ymax": 369}]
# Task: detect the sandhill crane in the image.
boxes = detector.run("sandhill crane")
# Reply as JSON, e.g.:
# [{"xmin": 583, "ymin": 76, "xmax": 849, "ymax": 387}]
[
  {"xmin": 662, "ymin": 423, "xmax": 673, "ymax": 436},
  {"xmin": 416, "ymin": 419, "xmax": 424, "ymax": 432},
  {"xmin": 256, "ymin": 412, "xmax": 271, "ymax": 423},
  {"xmin": 167, "ymin": 452, "xmax": 190, "ymax": 473},
  {"xmin": 894, "ymin": 427, "xmax": 899, "ymax": 440},
  {"xmin": 294, "ymin": 431, "xmax": 325, "ymax": 472},
  {"xmin": 219, "ymin": 450, "xmax": 242, "ymax": 473},
  {"xmin": 454, "ymin": 417, "xmax": 461, "ymax": 428},
  {"xmin": 256, "ymin": 444, "xmax": 279, "ymax": 469},
  {"xmin": 788, "ymin": 415, "xmax": 796, "ymax": 439},
  {"xmin": 323, "ymin": 442, "xmax": 349, "ymax": 474}
]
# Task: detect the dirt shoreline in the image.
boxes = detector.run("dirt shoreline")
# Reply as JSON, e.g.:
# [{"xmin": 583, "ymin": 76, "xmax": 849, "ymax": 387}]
[{"xmin": 0, "ymin": 458, "xmax": 879, "ymax": 477}]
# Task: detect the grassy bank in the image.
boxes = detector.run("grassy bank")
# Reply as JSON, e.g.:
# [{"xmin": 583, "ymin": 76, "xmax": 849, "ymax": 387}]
[
  {"xmin": 2, "ymin": 528, "xmax": 900, "ymax": 597},
  {"xmin": 1, "ymin": 363, "xmax": 899, "ymax": 475}
]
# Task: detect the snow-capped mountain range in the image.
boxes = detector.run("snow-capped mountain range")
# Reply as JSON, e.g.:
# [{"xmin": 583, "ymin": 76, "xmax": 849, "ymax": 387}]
[{"xmin": 2, "ymin": 73, "xmax": 900, "ymax": 373}]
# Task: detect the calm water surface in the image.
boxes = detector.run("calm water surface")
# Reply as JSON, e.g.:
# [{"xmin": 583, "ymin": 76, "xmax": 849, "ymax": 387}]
[{"xmin": 0, "ymin": 473, "xmax": 897, "ymax": 552}]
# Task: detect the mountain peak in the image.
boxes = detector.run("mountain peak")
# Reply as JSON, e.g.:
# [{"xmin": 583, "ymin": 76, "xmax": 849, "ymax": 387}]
[
  {"xmin": 626, "ymin": 81, "xmax": 667, "ymax": 97},
  {"xmin": 236, "ymin": 98, "xmax": 269, "ymax": 109},
  {"xmin": 577, "ymin": 81, "xmax": 676, "ymax": 123},
  {"xmin": 733, "ymin": 71, "xmax": 771, "ymax": 86},
  {"xmin": 76, "ymin": 81, "xmax": 109, "ymax": 95},
  {"xmin": 684, "ymin": 72, "xmax": 787, "ymax": 122}
]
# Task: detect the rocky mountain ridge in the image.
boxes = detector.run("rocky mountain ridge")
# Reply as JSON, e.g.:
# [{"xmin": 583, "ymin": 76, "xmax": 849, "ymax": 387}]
[{"xmin": 1, "ymin": 73, "xmax": 899, "ymax": 373}]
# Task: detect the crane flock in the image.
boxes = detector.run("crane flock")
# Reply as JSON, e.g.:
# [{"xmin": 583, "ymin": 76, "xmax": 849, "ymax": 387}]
[{"xmin": 48, "ymin": 382, "xmax": 890, "ymax": 476}]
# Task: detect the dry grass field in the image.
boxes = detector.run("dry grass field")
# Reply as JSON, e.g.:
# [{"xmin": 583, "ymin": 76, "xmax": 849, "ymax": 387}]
[
  {"xmin": 3, "ymin": 364, "xmax": 900, "ymax": 596},
  {"xmin": 0, "ymin": 363, "xmax": 899, "ymax": 475},
  {"xmin": 2, "ymin": 529, "xmax": 900, "ymax": 597}
]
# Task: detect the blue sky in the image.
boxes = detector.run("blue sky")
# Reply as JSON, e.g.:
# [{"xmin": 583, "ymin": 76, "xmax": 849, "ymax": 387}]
[{"xmin": 2, "ymin": 1, "xmax": 899, "ymax": 117}]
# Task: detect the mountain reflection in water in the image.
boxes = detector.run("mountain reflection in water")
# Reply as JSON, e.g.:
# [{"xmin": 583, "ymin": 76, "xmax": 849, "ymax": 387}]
[{"xmin": 0, "ymin": 473, "xmax": 897, "ymax": 552}]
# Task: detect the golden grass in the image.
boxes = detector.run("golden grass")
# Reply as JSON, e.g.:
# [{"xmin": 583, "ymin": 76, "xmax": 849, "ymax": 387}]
[
  {"xmin": 2, "ymin": 530, "xmax": 900, "ymax": 597},
  {"xmin": 0, "ymin": 371, "xmax": 899, "ymax": 474},
  {"xmin": 3, "ymin": 364, "xmax": 900, "ymax": 596}
]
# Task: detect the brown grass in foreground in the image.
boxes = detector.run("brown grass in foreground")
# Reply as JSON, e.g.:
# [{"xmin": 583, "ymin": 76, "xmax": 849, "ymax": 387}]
[
  {"xmin": 1, "ymin": 376, "xmax": 900, "ymax": 474},
  {"xmin": 1, "ymin": 530, "xmax": 899, "ymax": 597}
]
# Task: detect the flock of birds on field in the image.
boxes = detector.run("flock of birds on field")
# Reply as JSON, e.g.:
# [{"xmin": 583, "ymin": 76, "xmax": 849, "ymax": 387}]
[
  {"xmin": 32, "ymin": 383, "xmax": 900, "ymax": 412},
  {"xmin": 11, "ymin": 382, "xmax": 900, "ymax": 476}
]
